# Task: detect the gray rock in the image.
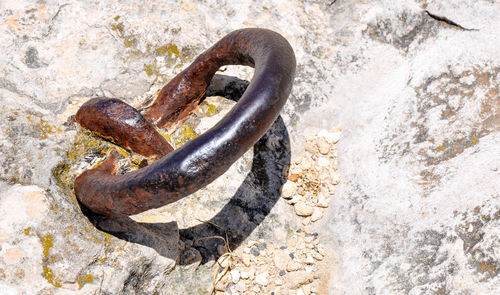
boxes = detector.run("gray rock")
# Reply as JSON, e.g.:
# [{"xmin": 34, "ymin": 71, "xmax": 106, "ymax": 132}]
[
  {"xmin": 314, "ymin": 0, "xmax": 500, "ymax": 294},
  {"xmin": 1, "ymin": 0, "xmax": 499, "ymax": 294}
]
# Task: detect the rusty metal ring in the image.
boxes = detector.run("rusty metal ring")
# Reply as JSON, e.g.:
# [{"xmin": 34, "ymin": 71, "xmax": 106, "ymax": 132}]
[{"xmin": 74, "ymin": 28, "xmax": 296, "ymax": 217}]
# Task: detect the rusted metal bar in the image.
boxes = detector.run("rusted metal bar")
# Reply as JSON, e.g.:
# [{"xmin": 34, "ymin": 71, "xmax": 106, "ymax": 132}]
[
  {"xmin": 74, "ymin": 28, "xmax": 296, "ymax": 217},
  {"xmin": 75, "ymin": 97, "xmax": 173, "ymax": 157}
]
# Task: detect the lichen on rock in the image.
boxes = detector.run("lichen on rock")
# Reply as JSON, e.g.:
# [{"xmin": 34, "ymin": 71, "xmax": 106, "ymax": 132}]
[{"xmin": 1, "ymin": 0, "xmax": 500, "ymax": 294}]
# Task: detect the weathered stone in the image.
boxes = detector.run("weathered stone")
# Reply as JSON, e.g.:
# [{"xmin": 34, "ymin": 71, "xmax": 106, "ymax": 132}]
[
  {"xmin": 289, "ymin": 195, "xmax": 302, "ymax": 205},
  {"xmin": 255, "ymin": 271, "xmax": 268, "ymax": 286},
  {"xmin": 316, "ymin": 137, "xmax": 330, "ymax": 155},
  {"xmin": 247, "ymin": 268, "xmax": 256, "ymax": 280},
  {"xmin": 304, "ymin": 140, "xmax": 317, "ymax": 154},
  {"xmin": 1, "ymin": 0, "xmax": 499, "ymax": 293},
  {"xmin": 242, "ymin": 254, "xmax": 251, "ymax": 267},
  {"xmin": 302, "ymin": 216, "xmax": 311, "ymax": 226},
  {"xmin": 230, "ymin": 269, "xmax": 240, "ymax": 284},
  {"xmin": 316, "ymin": 245, "xmax": 326, "ymax": 257},
  {"xmin": 281, "ymin": 181, "xmax": 297, "ymax": 199},
  {"xmin": 316, "ymin": 192, "xmax": 330, "ymax": 208},
  {"xmin": 286, "ymin": 270, "xmax": 311, "ymax": 289},
  {"xmin": 302, "ymin": 159, "xmax": 314, "ymax": 171},
  {"xmin": 294, "ymin": 201, "xmax": 313, "ymax": 217},
  {"xmin": 273, "ymin": 251, "xmax": 291, "ymax": 270},
  {"xmin": 286, "ymin": 260, "xmax": 302, "ymax": 272},
  {"xmin": 313, "ymin": 252, "xmax": 323, "ymax": 261},
  {"xmin": 302, "ymin": 284, "xmax": 312, "ymax": 295},
  {"xmin": 331, "ymin": 172, "xmax": 341, "ymax": 185},
  {"xmin": 310, "ymin": 208, "xmax": 324, "ymax": 222},
  {"xmin": 318, "ymin": 129, "xmax": 341, "ymax": 144},
  {"xmin": 305, "ymin": 254, "xmax": 315, "ymax": 265},
  {"xmin": 235, "ymin": 281, "xmax": 246, "ymax": 292},
  {"xmin": 320, "ymin": 1, "xmax": 500, "ymax": 294},
  {"xmin": 304, "ymin": 235, "xmax": 314, "ymax": 244}
]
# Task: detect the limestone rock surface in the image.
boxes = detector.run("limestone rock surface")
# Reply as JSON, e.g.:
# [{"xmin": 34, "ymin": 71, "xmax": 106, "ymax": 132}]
[{"xmin": 0, "ymin": 0, "xmax": 499, "ymax": 294}]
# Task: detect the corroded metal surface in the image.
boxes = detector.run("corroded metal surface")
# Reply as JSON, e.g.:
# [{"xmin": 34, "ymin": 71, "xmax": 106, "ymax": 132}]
[
  {"xmin": 75, "ymin": 97, "xmax": 173, "ymax": 157},
  {"xmin": 74, "ymin": 28, "xmax": 296, "ymax": 217}
]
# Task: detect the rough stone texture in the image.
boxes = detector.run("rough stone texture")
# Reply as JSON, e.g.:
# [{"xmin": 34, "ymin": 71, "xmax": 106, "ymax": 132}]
[
  {"xmin": 0, "ymin": 0, "xmax": 499, "ymax": 294},
  {"xmin": 313, "ymin": 1, "xmax": 500, "ymax": 294}
]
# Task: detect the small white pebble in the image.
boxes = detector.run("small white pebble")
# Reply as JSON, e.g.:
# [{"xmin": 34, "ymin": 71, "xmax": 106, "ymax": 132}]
[
  {"xmin": 318, "ymin": 129, "xmax": 341, "ymax": 144},
  {"xmin": 242, "ymin": 254, "xmax": 251, "ymax": 267},
  {"xmin": 304, "ymin": 235, "xmax": 314, "ymax": 243},
  {"xmin": 289, "ymin": 195, "xmax": 302, "ymax": 205},
  {"xmin": 248, "ymin": 268, "xmax": 256, "ymax": 280},
  {"xmin": 294, "ymin": 201, "xmax": 313, "ymax": 216},
  {"xmin": 299, "ymin": 158, "xmax": 312, "ymax": 170},
  {"xmin": 302, "ymin": 284, "xmax": 312, "ymax": 295},
  {"xmin": 311, "ymin": 207, "xmax": 324, "ymax": 222},
  {"xmin": 317, "ymin": 245, "xmax": 326, "ymax": 256},
  {"xmin": 294, "ymin": 153, "xmax": 306, "ymax": 165},
  {"xmin": 316, "ymin": 137, "xmax": 330, "ymax": 155},
  {"xmin": 316, "ymin": 156, "xmax": 330, "ymax": 167},
  {"xmin": 313, "ymin": 252, "xmax": 324, "ymax": 261},
  {"xmin": 330, "ymin": 132, "xmax": 341, "ymax": 143},
  {"xmin": 275, "ymin": 279, "xmax": 283, "ymax": 286},
  {"xmin": 305, "ymin": 254, "xmax": 315, "ymax": 265},
  {"xmin": 255, "ymin": 271, "xmax": 268, "ymax": 286},
  {"xmin": 287, "ymin": 260, "xmax": 302, "ymax": 272},
  {"xmin": 231, "ymin": 269, "xmax": 240, "ymax": 283},
  {"xmin": 281, "ymin": 181, "xmax": 297, "ymax": 199},
  {"xmin": 305, "ymin": 140, "xmax": 317, "ymax": 153},
  {"xmin": 235, "ymin": 281, "xmax": 246, "ymax": 292},
  {"xmin": 316, "ymin": 193, "xmax": 330, "ymax": 208},
  {"xmin": 332, "ymin": 172, "xmax": 341, "ymax": 185},
  {"xmin": 240, "ymin": 271, "xmax": 249, "ymax": 280}
]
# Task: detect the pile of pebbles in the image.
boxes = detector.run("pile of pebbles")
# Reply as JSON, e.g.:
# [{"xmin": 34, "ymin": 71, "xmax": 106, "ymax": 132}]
[
  {"xmin": 212, "ymin": 128, "xmax": 341, "ymax": 294},
  {"xmin": 282, "ymin": 128, "xmax": 342, "ymax": 224}
]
